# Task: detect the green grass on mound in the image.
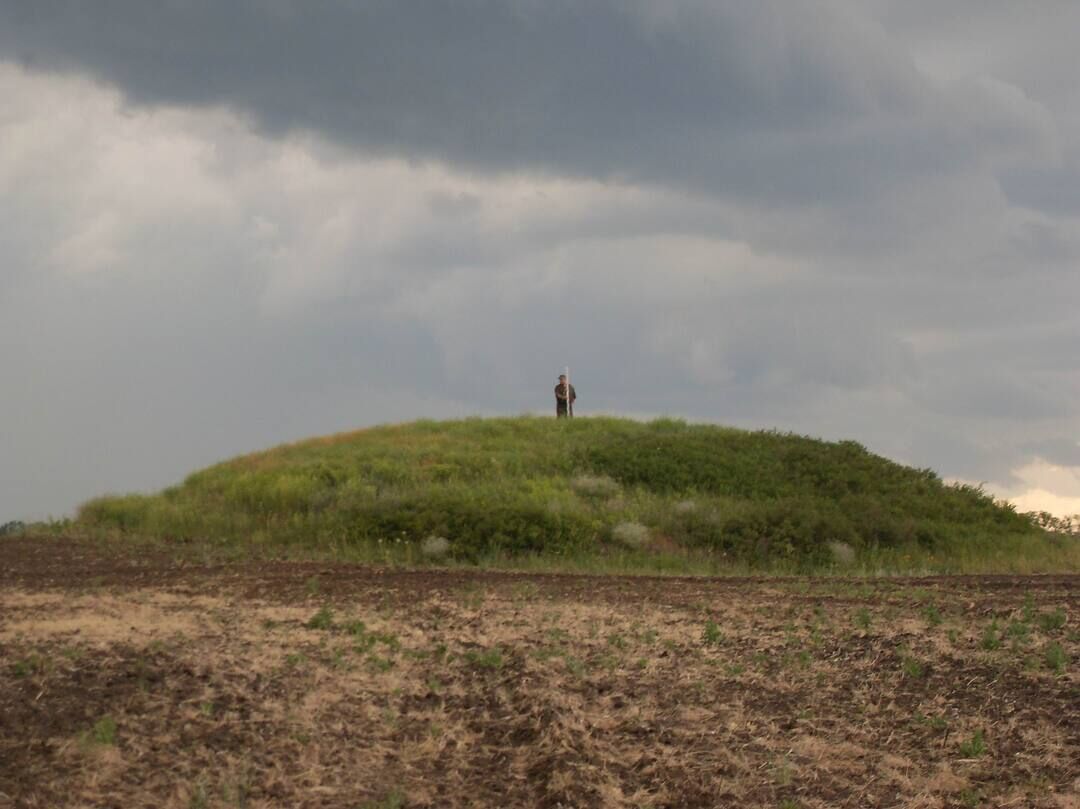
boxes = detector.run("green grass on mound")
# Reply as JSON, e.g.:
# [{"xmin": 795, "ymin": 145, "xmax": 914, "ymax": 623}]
[{"xmin": 75, "ymin": 416, "xmax": 1077, "ymax": 574}]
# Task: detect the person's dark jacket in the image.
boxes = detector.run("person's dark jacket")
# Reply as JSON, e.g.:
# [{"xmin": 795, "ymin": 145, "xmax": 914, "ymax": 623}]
[{"xmin": 555, "ymin": 383, "xmax": 576, "ymax": 414}]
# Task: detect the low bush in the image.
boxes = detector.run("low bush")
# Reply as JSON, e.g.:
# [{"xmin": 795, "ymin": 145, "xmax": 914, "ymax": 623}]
[{"xmin": 72, "ymin": 415, "xmax": 1061, "ymax": 572}]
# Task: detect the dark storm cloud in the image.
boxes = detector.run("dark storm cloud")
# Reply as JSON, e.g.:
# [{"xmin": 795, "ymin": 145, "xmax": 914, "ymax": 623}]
[
  {"xmin": 0, "ymin": 0, "xmax": 1047, "ymax": 206},
  {"xmin": 2, "ymin": 1, "xmax": 1080, "ymax": 520}
]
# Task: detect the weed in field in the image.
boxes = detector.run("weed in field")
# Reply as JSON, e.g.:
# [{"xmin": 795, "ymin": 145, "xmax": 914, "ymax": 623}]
[
  {"xmin": 853, "ymin": 608, "xmax": 872, "ymax": 630},
  {"xmin": 12, "ymin": 653, "xmax": 48, "ymax": 678},
  {"xmin": 564, "ymin": 656, "xmax": 586, "ymax": 677},
  {"xmin": 284, "ymin": 653, "xmax": 306, "ymax": 668},
  {"xmin": 346, "ymin": 619, "xmax": 368, "ymax": 636},
  {"xmin": 509, "ymin": 581, "xmax": 539, "ymax": 604},
  {"xmin": 82, "ymin": 715, "xmax": 118, "ymax": 747},
  {"xmin": 1005, "ymin": 620, "xmax": 1030, "ymax": 642},
  {"xmin": 188, "ymin": 779, "xmax": 209, "ymax": 809},
  {"xmin": 360, "ymin": 790, "xmax": 405, "ymax": 809},
  {"xmin": 947, "ymin": 628, "xmax": 960, "ymax": 645},
  {"xmin": 222, "ymin": 762, "xmax": 252, "ymax": 808},
  {"xmin": 531, "ymin": 645, "xmax": 560, "ymax": 662},
  {"xmin": 304, "ymin": 575, "xmax": 321, "ymax": 595},
  {"xmin": 306, "ymin": 606, "xmax": 334, "ymax": 630},
  {"xmin": 922, "ymin": 604, "xmax": 943, "ymax": 626},
  {"xmin": 366, "ymin": 654, "xmax": 395, "ymax": 673},
  {"xmin": 959, "ymin": 789, "xmax": 982, "ymax": 808},
  {"xmin": 958, "ymin": 729, "xmax": 987, "ymax": 757},
  {"xmin": 900, "ymin": 654, "xmax": 925, "ymax": 679},
  {"xmin": 638, "ymin": 627, "xmax": 658, "ymax": 645},
  {"xmin": 330, "ymin": 648, "xmax": 350, "ymax": 669},
  {"xmin": 457, "ymin": 584, "xmax": 485, "ymax": 610},
  {"xmin": 464, "ymin": 647, "xmax": 504, "ymax": 670},
  {"xmin": 425, "ymin": 677, "xmax": 444, "ymax": 695},
  {"xmin": 199, "ymin": 701, "xmax": 214, "ymax": 718},
  {"xmin": 779, "ymin": 800, "xmax": 801, "ymax": 809},
  {"xmin": 1036, "ymin": 608, "xmax": 1066, "ymax": 633},
  {"xmin": 772, "ymin": 757, "xmax": 795, "ymax": 787},
  {"xmin": 914, "ymin": 713, "xmax": 949, "ymax": 732},
  {"xmin": 1022, "ymin": 592, "xmax": 1036, "ymax": 623},
  {"xmin": 607, "ymin": 632, "xmax": 627, "ymax": 650},
  {"xmin": 1043, "ymin": 642, "xmax": 1067, "ymax": 674},
  {"xmin": 702, "ymin": 620, "xmax": 724, "ymax": 646},
  {"xmin": 980, "ymin": 621, "xmax": 1002, "ymax": 651}
]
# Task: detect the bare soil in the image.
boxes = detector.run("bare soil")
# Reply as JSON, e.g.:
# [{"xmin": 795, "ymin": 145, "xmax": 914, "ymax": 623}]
[{"xmin": 2, "ymin": 536, "xmax": 1077, "ymax": 808}]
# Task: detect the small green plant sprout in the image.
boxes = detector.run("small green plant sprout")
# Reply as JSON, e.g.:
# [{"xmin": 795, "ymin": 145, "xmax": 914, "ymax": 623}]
[
  {"xmin": 564, "ymin": 656, "xmax": 586, "ymax": 677},
  {"xmin": 702, "ymin": 619, "xmax": 724, "ymax": 646},
  {"xmin": 1036, "ymin": 608, "xmax": 1066, "ymax": 633},
  {"xmin": 12, "ymin": 654, "xmax": 47, "ymax": 678},
  {"xmin": 85, "ymin": 715, "xmax": 118, "ymax": 746},
  {"xmin": 916, "ymin": 713, "xmax": 949, "ymax": 732},
  {"xmin": 779, "ymin": 800, "xmax": 801, "ymax": 809},
  {"xmin": 958, "ymin": 729, "xmax": 987, "ymax": 758},
  {"xmin": 1022, "ymin": 592, "xmax": 1036, "ymax": 623},
  {"xmin": 359, "ymin": 789, "xmax": 405, "ymax": 809},
  {"xmin": 366, "ymin": 655, "xmax": 395, "ymax": 673},
  {"xmin": 306, "ymin": 606, "xmax": 334, "ymax": 630},
  {"xmin": 1005, "ymin": 620, "xmax": 1030, "ymax": 642},
  {"xmin": 980, "ymin": 620, "xmax": 1002, "ymax": 651},
  {"xmin": 304, "ymin": 575, "xmax": 321, "ymax": 595},
  {"xmin": 922, "ymin": 604, "xmax": 943, "ymax": 626},
  {"xmin": 959, "ymin": 789, "xmax": 983, "ymax": 808},
  {"xmin": 1043, "ymin": 642, "xmax": 1067, "ymax": 675},
  {"xmin": 900, "ymin": 653, "xmax": 925, "ymax": 679},
  {"xmin": 853, "ymin": 608, "xmax": 872, "ymax": 630},
  {"xmin": 463, "ymin": 647, "xmax": 504, "ymax": 670},
  {"xmin": 606, "ymin": 632, "xmax": 627, "ymax": 650},
  {"xmin": 187, "ymin": 778, "xmax": 210, "ymax": 809}
]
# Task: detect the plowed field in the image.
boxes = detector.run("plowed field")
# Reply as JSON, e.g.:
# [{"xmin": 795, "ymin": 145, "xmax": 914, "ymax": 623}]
[{"xmin": 2, "ymin": 537, "xmax": 1077, "ymax": 808}]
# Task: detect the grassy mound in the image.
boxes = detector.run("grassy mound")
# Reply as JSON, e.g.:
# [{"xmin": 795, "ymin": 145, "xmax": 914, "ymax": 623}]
[{"xmin": 76, "ymin": 416, "xmax": 1069, "ymax": 573}]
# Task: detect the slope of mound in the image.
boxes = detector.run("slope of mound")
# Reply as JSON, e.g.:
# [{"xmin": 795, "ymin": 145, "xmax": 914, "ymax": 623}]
[{"xmin": 78, "ymin": 416, "xmax": 1044, "ymax": 570}]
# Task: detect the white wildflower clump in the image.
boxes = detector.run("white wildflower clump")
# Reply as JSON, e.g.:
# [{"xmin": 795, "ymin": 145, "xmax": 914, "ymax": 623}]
[
  {"xmin": 421, "ymin": 535, "xmax": 451, "ymax": 559},
  {"xmin": 828, "ymin": 541, "xmax": 856, "ymax": 565},
  {"xmin": 611, "ymin": 522, "xmax": 651, "ymax": 549},
  {"xmin": 570, "ymin": 475, "xmax": 621, "ymax": 499}
]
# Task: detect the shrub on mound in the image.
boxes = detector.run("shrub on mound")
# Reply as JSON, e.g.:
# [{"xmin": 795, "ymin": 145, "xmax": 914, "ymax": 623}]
[
  {"xmin": 74, "ymin": 415, "xmax": 1049, "ymax": 569},
  {"xmin": 335, "ymin": 490, "xmax": 600, "ymax": 561}
]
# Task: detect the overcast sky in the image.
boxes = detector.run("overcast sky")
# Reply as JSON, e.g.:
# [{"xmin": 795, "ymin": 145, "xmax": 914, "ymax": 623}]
[{"xmin": 3, "ymin": 1, "xmax": 1079, "ymax": 521}]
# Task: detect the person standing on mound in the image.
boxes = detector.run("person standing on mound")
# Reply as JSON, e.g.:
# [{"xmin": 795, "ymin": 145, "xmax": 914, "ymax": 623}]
[{"xmin": 555, "ymin": 374, "xmax": 576, "ymax": 418}]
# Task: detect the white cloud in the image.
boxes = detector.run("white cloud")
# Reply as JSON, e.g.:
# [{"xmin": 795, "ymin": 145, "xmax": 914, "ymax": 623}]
[{"xmin": 2, "ymin": 0, "xmax": 1080, "ymax": 522}]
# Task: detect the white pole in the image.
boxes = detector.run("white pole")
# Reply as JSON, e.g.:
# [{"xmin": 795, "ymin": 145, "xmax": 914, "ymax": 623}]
[{"xmin": 565, "ymin": 365, "xmax": 570, "ymax": 418}]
